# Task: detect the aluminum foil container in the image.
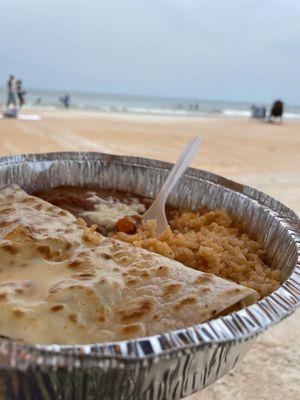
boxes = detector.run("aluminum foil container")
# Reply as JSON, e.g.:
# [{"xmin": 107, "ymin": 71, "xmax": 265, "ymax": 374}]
[{"xmin": 0, "ymin": 152, "xmax": 299, "ymax": 400}]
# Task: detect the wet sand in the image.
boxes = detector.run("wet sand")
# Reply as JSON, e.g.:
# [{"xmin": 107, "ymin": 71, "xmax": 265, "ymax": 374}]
[{"xmin": 0, "ymin": 109, "xmax": 299, "ymax": 399}]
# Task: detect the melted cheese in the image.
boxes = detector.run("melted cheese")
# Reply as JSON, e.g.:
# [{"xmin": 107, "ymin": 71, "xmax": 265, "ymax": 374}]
[{"xmin": 82, "ymin": 199, "xmax": 145, "ymax": 228}]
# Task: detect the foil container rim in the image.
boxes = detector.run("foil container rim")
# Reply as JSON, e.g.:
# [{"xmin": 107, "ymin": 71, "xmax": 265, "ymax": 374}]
[
  {"xmin": 0, "ymin": 151, "xmax": 299, "ymax": 226},
  {"xmin": 0, "ymin": 151, "xmax": 299, "ymax": 368}
]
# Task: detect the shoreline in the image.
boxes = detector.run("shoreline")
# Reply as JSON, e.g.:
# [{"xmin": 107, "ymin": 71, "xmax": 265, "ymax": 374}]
[{"xmin": 10, "ymin": 106, "xmax": 300, "ymax": 123}]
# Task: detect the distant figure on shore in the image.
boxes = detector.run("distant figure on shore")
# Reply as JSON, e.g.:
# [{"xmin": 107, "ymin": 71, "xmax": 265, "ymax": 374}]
[
  {"xmin": 59, "ymin": 94, "xmax": 70, "ymax": 108},
  {"xmin": 16, "ymin": 80, "xmax": 26, "ymax": 108},
  {"xmin": 250, "ymin": 105, "xmax": 266, "ymax": 120},
  {"xmin": 269, "ymin": 100, "xmax": 284, "ymax": 122},
  {"xmin": 6, "ymin": 75, "xmax": 16, "ymax": 107},
  {"xmin": 188, "ymin": 103, "xmax": 199, "ymax": 112}
]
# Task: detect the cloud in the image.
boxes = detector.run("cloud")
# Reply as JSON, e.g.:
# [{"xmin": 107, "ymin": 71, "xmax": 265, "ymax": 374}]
[{"xmin": 0, "ymin": 0, "xmax": 299, "ymax": 103}]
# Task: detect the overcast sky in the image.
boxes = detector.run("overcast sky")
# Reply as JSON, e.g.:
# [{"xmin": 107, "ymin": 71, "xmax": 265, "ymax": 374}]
[{"xmin": 0, "ymin": 0, "xmax": 299, "ymax": 103}]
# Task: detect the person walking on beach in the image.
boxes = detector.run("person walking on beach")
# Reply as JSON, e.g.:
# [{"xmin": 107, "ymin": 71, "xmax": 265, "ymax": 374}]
[
  {"xmin": 6, "ymin": 75, "xmax": 16, "ymax": 107},
  {"xmin": 59, "ymin": 94, "xmax": 70, "ymax": 108},
  {"xmin": 16, "ymin": 79, "xmax": 26, "ymax": 108}
]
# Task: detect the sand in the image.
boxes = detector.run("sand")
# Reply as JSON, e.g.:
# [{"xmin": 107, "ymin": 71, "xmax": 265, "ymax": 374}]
[{"xmin": 0, "ymin": 108, "xmax": 299, "ymax": 399}]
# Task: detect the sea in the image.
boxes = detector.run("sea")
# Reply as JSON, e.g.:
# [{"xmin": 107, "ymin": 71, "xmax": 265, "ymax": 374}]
[{"xmin": 1, "ymin": 88, "xmax": 300, "ymax": 119}]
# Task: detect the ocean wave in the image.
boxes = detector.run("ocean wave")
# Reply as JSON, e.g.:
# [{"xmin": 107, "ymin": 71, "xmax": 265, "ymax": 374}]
[
  {"xmin": 23, "ymin": 104, "xmax": 57, "ymax": 111},
  {"xmin": 71, "ymin": 105, "xmax": 222, "ymax": 117},
  {"xmin": 222, "ymin": 109, "xmax": 251, "ymax": 117},
  {"xmin": 222, "ymin": 109, "xmax": 300, "ymax": 119},
  {"xmin": 111, "ymin": 106, "xmax": 191, "ymax": 116},
  {"xmin": 284, "ymin": 112, "xmax": 300, "ymax": 119},
  {"xmin": 22, "ymin": 101, "xmax": 300, "ymax": 119}
]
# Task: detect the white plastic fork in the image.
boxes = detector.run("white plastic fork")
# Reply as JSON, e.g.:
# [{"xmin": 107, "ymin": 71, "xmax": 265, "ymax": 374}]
[{"xmin": 143, "ymin": 136, "xmax": 201, "ymax": 235}]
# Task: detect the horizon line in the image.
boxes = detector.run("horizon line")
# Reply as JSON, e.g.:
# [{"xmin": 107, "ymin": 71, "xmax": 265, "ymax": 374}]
[{"xmin": 0, "ymin": 85, "xmax": 298, "ymax": 107}]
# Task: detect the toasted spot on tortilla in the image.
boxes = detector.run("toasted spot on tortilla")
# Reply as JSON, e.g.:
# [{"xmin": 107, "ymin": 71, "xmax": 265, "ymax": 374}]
[
  {"xmin": 194, "ymin": 273, "xmax": 214, "ymax": 285},
  {"xmin": 68, "ymin": 259, "xmax": 83, "ymax": 268},
  {"xmin": 12, "ymin": 309, "xmax": 24, "ymax": 318},
  {"xmin": 58, "ymin": 210, "xmax": 68, "ymax": 216},
  {"xmin": 225, "ymin": 287, "xmax": 242, "ymax": 297},
  {"xmin": 1, "ymin": 207, "xmax": 13, "ymax": 215},
  {"xmin": 0, "ymin": 220, "xmax": 10, "ymax": 227},
  {"xmin": 51, "ymin": 305, "xmax": 64, "ymax": 312},
  {"xmin": 64, "ymin": 242, "xmax": 72, "ymax": 250},
  {"xmin": 72, "ymin": 272, "xmax": 95, "ymax": 280},
  {"xmin": 163, "ymin": 282, "xmax": 182, "ymax": 297},
  {"xmin": 101, "ymin": 253, "xmax": 112, "ymax": 260},
  {"xmin": 69, "ymin": 313, "xmax": 78, "ymax": 323},
  {"xmin": 200, "ymin": 287, "xmax": 211, "ymax": 294},
  {"xmin": 118, "ymin": 299, "xmax": 153, "ymax": 322},
  {"xmin": 37, "ymin": 244, "xmax": 52, "ymax": 258},
  {"xmin": 0, "ymin": 293, "xmax": 7, "ymax": 301},
  {"xmin": 156, "ymin": 265, "xmax": 169, "ymax": 276},
  {"xmin": 1, "ymin": 242, "xmax": 18, "ymax": 255},
  {"xmin": 174, "ymin": 296, "xmax": 197, "ymax": 311},
  {"xmin": 125, "ymin": 277, "xmax": 140, "ymax": 286},
  {"xmin": 121, "ymin": 323, "xmax": 143, "ymax": 335}
]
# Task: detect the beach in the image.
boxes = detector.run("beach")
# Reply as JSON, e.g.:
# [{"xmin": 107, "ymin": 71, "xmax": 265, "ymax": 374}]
[
  {"xmin": 1, "ymin": 108, "xmax": 300, "ymax": 212},
  {"xmin": 0, "ymin": 109, "xmax": 299, "ymax": 399}
]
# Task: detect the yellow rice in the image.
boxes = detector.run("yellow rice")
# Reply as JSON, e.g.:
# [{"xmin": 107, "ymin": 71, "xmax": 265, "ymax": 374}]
[{"xmin": 113, "ymin": 208, "xmax": 281, "ymax": 298}]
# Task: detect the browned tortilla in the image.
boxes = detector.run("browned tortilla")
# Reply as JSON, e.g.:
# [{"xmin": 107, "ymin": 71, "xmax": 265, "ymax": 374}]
[{"xmin": 0, "ymin": 185, "xmax": 258, "ymax": 345}]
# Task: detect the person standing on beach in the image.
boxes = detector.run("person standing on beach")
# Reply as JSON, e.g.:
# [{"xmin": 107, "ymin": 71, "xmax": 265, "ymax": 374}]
[
  {"xmin": 59, "ymin": 94, "xmax": 70, "ymax": 108},
  {"xmin": 6, "ymin": 75, "xmax": 17, "ymax": 107},
  {"xmin": 16, "ymin": 80, "xmax": 26, "ymax": 108}
]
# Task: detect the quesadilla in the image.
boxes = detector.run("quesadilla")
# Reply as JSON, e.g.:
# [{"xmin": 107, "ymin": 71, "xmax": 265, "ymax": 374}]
[{"xmin": 0, "ymin": 185, "xmax": 258, "ymax": 345}]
